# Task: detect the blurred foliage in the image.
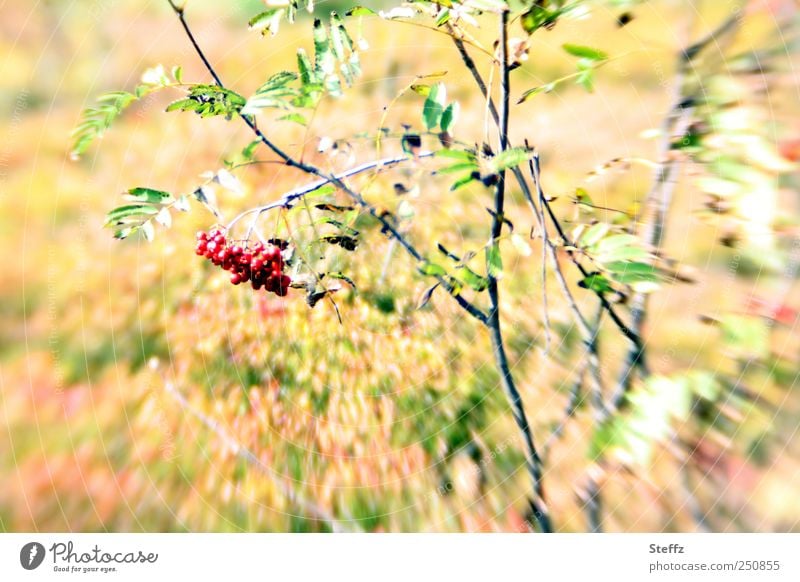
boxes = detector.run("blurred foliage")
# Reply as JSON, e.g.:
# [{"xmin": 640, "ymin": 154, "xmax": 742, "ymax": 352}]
[{"xmin": 1, "ymin": 0, "xmax": 799, "ymax": 533}]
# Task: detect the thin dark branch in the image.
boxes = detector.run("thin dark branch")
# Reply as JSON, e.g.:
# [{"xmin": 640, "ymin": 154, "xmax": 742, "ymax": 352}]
[
  {"xmin": 485, "ymin": 11, "xmax": 551, "ymax": 533},
  {"xmin": 166, "ymin": 0, "xmax": 488, "ymax": 325},
  {"xmin": 226, "ymin": 151, "xmax": 435, "ymax": 230},
  {"xmin": 451, "ymin": 33, "xmax": 647, "ymax": 361}
]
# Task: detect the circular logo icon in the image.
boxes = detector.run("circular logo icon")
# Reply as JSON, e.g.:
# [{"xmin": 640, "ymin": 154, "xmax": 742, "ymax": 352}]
[{"xmin": 19, "ymin": 542, "xmax": 46, "ymax": 570}]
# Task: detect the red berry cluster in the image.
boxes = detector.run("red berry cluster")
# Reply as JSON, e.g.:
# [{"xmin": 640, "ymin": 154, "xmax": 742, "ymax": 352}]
[{"xmin": 195, "ymin": 229, "xmax": 291, "ymax": 296}]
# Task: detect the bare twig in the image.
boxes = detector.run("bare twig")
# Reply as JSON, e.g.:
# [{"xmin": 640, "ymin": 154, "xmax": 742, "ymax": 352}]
[{"xmin": 226, "ymin": 151, "xmax": 435, "ymax": 230}]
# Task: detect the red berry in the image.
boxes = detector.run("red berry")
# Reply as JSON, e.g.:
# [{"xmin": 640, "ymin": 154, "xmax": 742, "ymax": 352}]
[
  {"xmin": 265, "ymin": 246, "xmax": 280, "ymax": 261},
  {"xmin": 230, "ymin": 273, "xmax": 241, "ymax": 285},
  {"xmin": 206, "ymin": 241, "xmax": 218, "ymax": 253}
]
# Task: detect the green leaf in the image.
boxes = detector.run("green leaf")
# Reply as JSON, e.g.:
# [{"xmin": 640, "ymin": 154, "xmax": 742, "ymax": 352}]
[
  {"xmin": 346, "ymin": 6, "xmax": 376, "ymax": 16},
  {"xmin": 419, "ymin": 261, "xmax": 447, "ymax": 277},
  {"xmin": 579, "ymin": 273, "xmax": 614, "ymax": 293},
  {"xmin": 278, "ymin": 112, "xmax": 308, "ymax": 125},
  {"xmin": 242, "ymin": 72, "xmax": 299, "ymax": 115},
  {"xmin": 562, "ymin": 44, "xmax": 608, "ymax": 61},
  {"xmin": 592, "ymin": 234, "xmax": 649, "ymax": 263},
  {"xmin": 577, "ymin": 69, "xmax": 595, "ymax": 92},
  {"xmin": 457, "ymin": 266, "xmax": 489, "ymax": 292},
  {"xmin": 440, "ymin": 101, "xmax": 459, "ymax": 133},
  {"xmin": 605, "ymin": 262, "xmax": 660, "ymax": 291},
  {"xmin": 124, "ymin": 187, "xmax": 174, "ymax": 204},
  {"xmin": 435, "ymin": 148, "xmax": 476, "ymax": 161},
  {"xmin": 486, "ymin": 242, "xmax": 503, "ymax": 278},
  {"xmin": 489, "ymin": 147, "xmax": 535, "ymax": 174},
  {"xmin": 517, "ymin": 83, "xmax": 555, "ymax": 105},
  {"xmin": 422, "ymin": 82, "xmax": 447, "ymax": 130},
  {"xmin": 438, "ymin": 161, "xmax": 478, "ymax": 175},
  {"xmin": 248, "ymin": 8, "xmax": 285, "ymax": 36},
  {"xmin": 104, "ymin": 204, "xmax": 159, "ymax": 225},
  {"xmin": 579, "ymin": 223, "xmax": 610, "ymax": 247},
  {"xmin": 520, "ymin": 6, "xmax": 559, "ymax": 34},
  {"xmin": 70, "ymin": 90, "xmax": 141, "ymax": 158},
  {"xmin": 450, "ymin": 174, "xmax": 477, "ymax": 191},
  {"xmin": 167, "ymin": 85, "xmax": 246, "ymax": 119},
  {"xmin": 597, "ymin": 245, "xmax": 649, "ymax": 263}
]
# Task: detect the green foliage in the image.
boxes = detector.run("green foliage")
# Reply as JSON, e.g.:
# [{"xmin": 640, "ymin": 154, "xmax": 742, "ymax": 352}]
[
  {"xmin": 244, "ymin": 12, "xmax": 363, "ymax": 116},
  {"xmin": 71, "ymin": 65, "xmax": 179, "ymax": 158},
  {"xmin": 166, "ymin": 84, "xmax": 246, "ymax": 119},
  {"xmin": 241, "ymin": 72, "xmax": 299, "ymax": 115},
  {"xmin": 104, "ymin": 187, "xmax": 186, "ymax": 241},
  {"xmin": 576, "ymin": 225, "xmax": 659, "ymax": 292}
]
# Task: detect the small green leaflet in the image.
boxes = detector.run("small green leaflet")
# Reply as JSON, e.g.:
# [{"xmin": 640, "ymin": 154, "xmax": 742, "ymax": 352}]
[
  {"xmin": 71, "ymin": 64, "xmax": 181, "ymax": 158},
  {"xmin": 105, "ymin": 187, "xmax": 176, "ymax": 242},
  {"xmin": 441, "ymin": 102, "xmax": 459, "ymax": 133},
  {"xmin": 242, "ymin": 71, "xmax": 299, "ymax": 115},
  {"xmin": 166, "ymin": 85, "xmax": 246, "ymax": 120},
  {"xmin": 488, "ymin": 147, "xmax": 535, "ymax": 174},
  {"xmin": 248, "ymin": 8, "xmax": 285, "ymax": 36},
  {"xmin": 419, "ymin": 261, "xmax": 447, "ymax": 277},
  {"xmin": 579, "ymin": 273, "xmax": 614, "ymax": 294},
  {"xmin": 562, "ymin": 44, "xmax": 608, "ymax": 61},
  {"xmin": 423, "ymin": 83, "xmax": 447, "ymax": 130},
  {"xmin": 486, "ymin": 242, "xmax": 503, "ymax": 279}
]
